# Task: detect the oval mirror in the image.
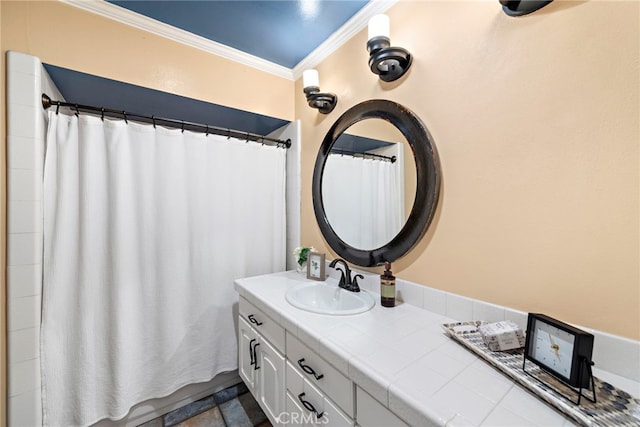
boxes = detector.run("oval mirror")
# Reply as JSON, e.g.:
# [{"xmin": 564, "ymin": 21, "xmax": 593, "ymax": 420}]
[{"xmin": 312, "ymin": 100, "xmax": 441, "ymax": 267}]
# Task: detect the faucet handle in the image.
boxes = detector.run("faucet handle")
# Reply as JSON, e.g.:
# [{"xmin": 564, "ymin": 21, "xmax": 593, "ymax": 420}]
[{"xmin": 351, "ymin": 274, "xmax": 364, "ymax": 292}]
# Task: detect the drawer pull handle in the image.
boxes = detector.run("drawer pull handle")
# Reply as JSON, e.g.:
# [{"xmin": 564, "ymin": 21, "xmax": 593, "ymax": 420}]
[
  {"xmin": 298, "ymin": 392, "xmax": 324, "ymax": 419},
  {"xmin": 248, "ymin": 314, "xmax": 263, "ymax": 326},
  {"xmin": 252, "ymin": 342, "xmax": 261, "ymax": 370},
  {"xmin": 297, "ymin": 358, "xmax": 324, "ymax": 380}
]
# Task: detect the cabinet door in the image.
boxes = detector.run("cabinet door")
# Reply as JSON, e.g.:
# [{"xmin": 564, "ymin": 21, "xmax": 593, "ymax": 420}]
[
  {"xmin": 257, "ymin": 337, "xmax": 286, "ymax": 423},
  {"xmin": 238, "ymin": 316, "xmax": 259, "ymax": 394}
]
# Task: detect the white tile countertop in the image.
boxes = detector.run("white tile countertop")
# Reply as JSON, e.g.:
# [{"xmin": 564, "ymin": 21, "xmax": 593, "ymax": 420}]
[{"xmin": 234, "ymin": 270, "xmax": 640, "ymax": 426}]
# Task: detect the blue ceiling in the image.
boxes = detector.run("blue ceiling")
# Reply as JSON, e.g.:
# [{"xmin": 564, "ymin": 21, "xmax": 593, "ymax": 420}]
[{"xmin": 107, "ymin": 0, "xmax": 369, "ymax": 68}]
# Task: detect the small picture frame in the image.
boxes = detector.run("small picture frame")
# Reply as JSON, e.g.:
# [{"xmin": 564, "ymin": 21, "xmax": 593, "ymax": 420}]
[{"xmin": 306, "ymin": 252, "xmax": 326, "ymax": 281}]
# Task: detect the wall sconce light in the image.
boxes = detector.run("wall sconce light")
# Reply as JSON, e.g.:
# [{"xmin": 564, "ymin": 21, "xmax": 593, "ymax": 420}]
[
  {"xmin": 366, "ymin": 14, "xmax": 412, "ymax": 82},
  {"xmin": 302, "ymin": 69, "xmax": 337, "ymax": 114}
]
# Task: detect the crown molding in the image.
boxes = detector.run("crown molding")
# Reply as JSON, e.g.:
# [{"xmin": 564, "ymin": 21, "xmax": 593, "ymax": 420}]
[
  {"xmin": 291, "ymin": 0, "xmax": 398, "ymax": 79},
  {"xmin": 60, "ymin": 0, "xmax": 397, "ymax": 82},
  {"xmin": 60, "ymin": 0, "xmax": 294, "ymax": 80}
]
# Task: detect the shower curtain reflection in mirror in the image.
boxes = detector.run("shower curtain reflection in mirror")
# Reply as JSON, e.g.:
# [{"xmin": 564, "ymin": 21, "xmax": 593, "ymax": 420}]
[
  {"xmin": 41, "ymin": 112, "xmax": 286, "ymax": 426},
  {"xmin": 322, "ymin": 145, "xmax": 405, "ymax": 250}
]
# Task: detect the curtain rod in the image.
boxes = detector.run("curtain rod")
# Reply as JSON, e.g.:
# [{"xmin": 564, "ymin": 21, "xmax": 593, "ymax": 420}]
[
  {"xmin": 330, "ymin": 148, "xmax": 397, "ymax": 163},
  {"xmin": 41, "ymin": 94, "xmax": 291, "ymax": 149}
]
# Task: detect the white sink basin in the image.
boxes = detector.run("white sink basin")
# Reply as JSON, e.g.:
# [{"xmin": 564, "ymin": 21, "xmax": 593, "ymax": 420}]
[{"xmin": 285, "ymin": 280, "xmax": 375, "ymax": 315}]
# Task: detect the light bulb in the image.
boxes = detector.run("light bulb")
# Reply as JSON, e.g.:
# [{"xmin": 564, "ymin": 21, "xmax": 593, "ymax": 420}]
[
  {"xmin": 303, "ymin": 69, "xmax": 320, "ymax": 89},
  {"xmin": 368, "ymin": 14, "xmax": 390, "ymax": 41}
]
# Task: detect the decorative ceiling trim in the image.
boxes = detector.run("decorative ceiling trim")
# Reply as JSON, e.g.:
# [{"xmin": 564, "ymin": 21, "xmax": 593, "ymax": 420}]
[
  {"xmin": 60, "ymin": 0, "xmax": 397, "ymax": 82},
  {"xmin": 61, "ymin": 0, "xmax": 294, "ymax": 80},
  {"xmin": 292, "ymin": 0, "xmax": 397, "ymax": 79}
]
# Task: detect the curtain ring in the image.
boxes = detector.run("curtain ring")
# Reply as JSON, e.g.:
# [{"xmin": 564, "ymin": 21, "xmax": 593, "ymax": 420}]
[
  {"xmin": 152, "ymin": 115, "xmax": 156, "ymax": 128},
  {"xmin": 123, "ymin": 111, "xmax": 128, "ymax": 124},
  {"xmin": 226, "ymin": 129, "xmax": 231, "ymax": 139},
  {"xmin": 205, "ymin": 125, "xmax": 209, "ymax": 136},
  {"xmin": 74, "ymin": 104, "xmax": 80, "ymax": 117},
  {"xmin": 55, "ymin": 102, "xmax": 60, "ymax": 115},
  {"xmin": 100, "ymin": 108, "xmax": 105, "ymax": 121},
  {"xmin": 181, "ymin": 120, "xmax": 185, "ymax": 133},
  {"xmin": 246, "ymin": 132, "xmax": 250, "ymax": 142}
]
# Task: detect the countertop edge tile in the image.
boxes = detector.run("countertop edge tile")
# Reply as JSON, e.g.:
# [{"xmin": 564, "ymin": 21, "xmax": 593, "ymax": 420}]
[
  {"xmin": 347, "ymin": 356, "xmax": 392, "ymax": 406},
  {"xmin": 317, "ymin": 336, "xmax": 351, "ymax": 376},
  {"xmin": 388, "ymin": 383, "xmax": 454, "ymax": 427}
]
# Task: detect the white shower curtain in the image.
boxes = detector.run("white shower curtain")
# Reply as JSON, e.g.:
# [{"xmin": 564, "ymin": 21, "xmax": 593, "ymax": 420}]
[
  {"xmin": 322, "ymin": 154, "xmax": 404, "ymax": 249},
  {"xmin": 41, "ymin": 112, "xmax": 286, "ymax": 426}
]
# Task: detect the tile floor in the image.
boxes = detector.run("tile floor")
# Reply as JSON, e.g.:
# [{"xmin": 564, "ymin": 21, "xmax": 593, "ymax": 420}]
[{"xmin": 139, "ymin": 382, "xmax": 271, "ymax": 427}]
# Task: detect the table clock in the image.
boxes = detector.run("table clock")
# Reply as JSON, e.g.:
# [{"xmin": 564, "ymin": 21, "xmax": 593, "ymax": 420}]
[{"xmin": 523, "ymin": 313, "xmax": 596, "ymax": 404}]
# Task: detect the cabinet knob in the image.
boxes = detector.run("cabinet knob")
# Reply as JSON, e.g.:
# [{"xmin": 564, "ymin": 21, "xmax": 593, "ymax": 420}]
[
  {"xmin": 297, "ymin": 358, "xmax": 324, "ymax": 380},
  {"xmin": 298, "ymin": 392, "xmax": 324, "ymax": 419}
]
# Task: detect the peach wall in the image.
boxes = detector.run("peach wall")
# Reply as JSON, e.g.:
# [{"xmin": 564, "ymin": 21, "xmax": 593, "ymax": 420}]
[{"xmin": 297, "ymin": 1, "xmax": 639, "ymax": 340}]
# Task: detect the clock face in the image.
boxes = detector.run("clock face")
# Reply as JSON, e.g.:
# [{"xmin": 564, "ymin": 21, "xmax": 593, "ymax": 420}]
[{"xmin": 530, "ymin": 319, "xmax": 575, "ymax": 379}]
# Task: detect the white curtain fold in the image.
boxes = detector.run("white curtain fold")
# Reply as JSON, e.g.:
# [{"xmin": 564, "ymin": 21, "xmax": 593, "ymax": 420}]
[
  {"xmin": 41, "ymin": 112, "xmax": 286, "ymax": 426},
  {"xmin": 322, "ymin": 154, "xmax": 404, "ymax": 249}
]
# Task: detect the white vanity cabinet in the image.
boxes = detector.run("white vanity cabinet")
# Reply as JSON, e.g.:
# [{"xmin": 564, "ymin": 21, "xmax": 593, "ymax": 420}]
[
  {"xmin": 237, "ymin": 294, "xmax": 408, "ymax": 427},
  {"xmin": 238, "ymin": 298, "xmax": 286, "ymax": 424},
  {"xmin": 238, "ymin": 296, "xmax": 358, "ymax": 426}
]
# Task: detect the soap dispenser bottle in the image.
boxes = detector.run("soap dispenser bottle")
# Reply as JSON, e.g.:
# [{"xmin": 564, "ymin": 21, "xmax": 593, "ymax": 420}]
[{"xmin": 380, "ymin": 262, "xmax": 396, "ymax": 307}]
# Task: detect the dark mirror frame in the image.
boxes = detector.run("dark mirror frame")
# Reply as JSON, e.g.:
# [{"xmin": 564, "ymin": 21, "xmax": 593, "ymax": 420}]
[{"xmin": 312, "ymin": 99, "xmax": 441, "ymax": 267}]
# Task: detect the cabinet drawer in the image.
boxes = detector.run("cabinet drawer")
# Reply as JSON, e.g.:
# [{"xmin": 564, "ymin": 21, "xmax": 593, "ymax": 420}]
[
  {"xmin": 239, "ymin": 296, "xmax": 285, "ymax": 353},
  {"xmin": 286, "ymin": 332, "xmax": 354, "ymax": 417},
  {"xmin": 286, "ymin": 362, "xmax": 354, "ymax": 427},
  {"xmin": 356, "ymin": 386, "xmax": 408, "ymax": 427}
]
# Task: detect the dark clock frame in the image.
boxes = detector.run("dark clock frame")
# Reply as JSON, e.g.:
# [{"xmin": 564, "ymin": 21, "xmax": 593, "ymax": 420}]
[{"xmin": 524, "ymin": 313, "xmax": 595, "ymax": 389}]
